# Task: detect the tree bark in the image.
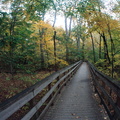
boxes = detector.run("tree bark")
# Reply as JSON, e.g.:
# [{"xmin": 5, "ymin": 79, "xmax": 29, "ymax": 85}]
[
  {"xmin": 64, "ymin": 15, "xmax": 69, "ymax": 62},
  {"xmin": 90, "ymin": 32, "xmax": 96, "ymax": 63},
  {"xmin": 68, "ymin": 15, "xmax": 72, "ymax": 37},
  {"xmin": 39, "ymin": 29, "xmax": 45, "ymax": 69},
  {"xmin": 52, "ymin": 4, "xmax": 57, "ymax": 71},
  {"xmin": 53, "ymin": 30, "xmax": 57, "ymax": 71},
  {"xmin": 101, "ymin": 32, "xmax": 111, "ymax": 64},
  {"xmin": 76, "ymin": 36, "xmax": 81, "ymax": 60},
  {"xmin": 99, "ymin": 35, "xmax": 102, "ymax": 59},
  {"xmin": 82, "ymin": 39, "xmax": 85, "ymax": 60},
  {"xmin": 107, "ymin": 23, "xmax": 115, "ymax": 77}
]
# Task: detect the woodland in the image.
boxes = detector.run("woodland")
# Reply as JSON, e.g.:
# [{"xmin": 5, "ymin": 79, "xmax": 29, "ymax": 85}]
[{"xmin": 0, "ymin": 0, "xmax": 120, "ymax": 102}]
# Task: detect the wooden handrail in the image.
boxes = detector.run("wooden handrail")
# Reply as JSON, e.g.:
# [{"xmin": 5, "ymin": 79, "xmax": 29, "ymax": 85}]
[
  {"xmin": 0, "ymin": 61, "xmax": 82, "ymax": 120},
  {"xmin": 88, "ymin": 62, "xmax": 120, "ymax": 120}
]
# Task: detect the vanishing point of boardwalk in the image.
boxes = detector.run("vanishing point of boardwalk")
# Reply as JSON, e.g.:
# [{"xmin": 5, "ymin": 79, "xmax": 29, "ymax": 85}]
[{"xmin": 42, "ymin": 62, "xmax": 105, "ymax": 120}]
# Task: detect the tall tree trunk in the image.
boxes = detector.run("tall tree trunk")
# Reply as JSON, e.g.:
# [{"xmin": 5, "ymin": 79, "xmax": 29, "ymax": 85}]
[
  {"xmin": 90, "ymin": 32, "xmax": 96, "ymax": 63},
  {"xmin": 65, "ymin": 15, "xmax": 68, "ymax": 36},
  {"xmin": 52, "ymin": 6, "xmax": 57, "ymax": 71},
  {"xmin": 39, "ymin": 29, "xmax": 45, "ymax": 69},
  {"xmin": 82, "ymin": 40, "xmax": 85, "ymax": 60},
  {"xmin": 65, "ymin": 36, "xmax": 69, "ymax": 62},
  {"xmin": 38, "ymin": 10, "xmax": 46, "ymax": 69},
  {"xmin": 76, "ymin": 18, "xmax": 81, "ymax": 60},
  {"xmin": 76, "ymin": 36, "xmax": 81, "ymax": 60},
  {"xmin": 64, "ymin": 15, "xmax": 69, "ymax": 62},
  {"xmin": 64, "ymin": 13, "xmax": 73, "ymax": 62},
  {"xmin": 9, "ymin": 24, "xmax": 13, "ymax": 75},
  {"xmin": 107, "ymin": 23, "xmax": 115, "ymax": 78},
  {"xmin": 53, "ymin": 30, "xmax": 57, "ymax": 71},
  {"xmin": 99, "ymin": 35, "xmax": 102, "ymax": 59},
  {"xmin": 9, "ymin": 15, "xmax": 16, "ymax": 76},
  {"xmin": 52, "ymin": 11, "xmax": 57, "ymax": 28},
  {"xmin": 101, "ymin": 32, "xmax": 111, "ymax": 64},
  {"xmin": 68, "ymin": 15, "xmax": 72, "ymax": 37},
  {"xmin": 43, "ymin": 33, "xmax": 50, "ymax": 69}
]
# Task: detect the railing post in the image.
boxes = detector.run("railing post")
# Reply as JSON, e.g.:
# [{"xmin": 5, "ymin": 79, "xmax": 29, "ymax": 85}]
[
  {"xmin": 117, "ymin": 96, "xmax": 120, "ymax": 108},
  {"xmin": 57, "ymin": 76, "xmax": 61, "ymax": 94},
  {"xmin": 64, "ymin": 72, "xmax": 67, "ymax": 86},
  {"xmin": 93, "ymin": 75, "xmax": 97, "ymax": 93},
  {"xmin": 48, "ymin": 83, "xmax": 54, "ymax": 106},
  {"xmin": 29, "ymin": 99, "xmax": 34, "ymax": 109},
  {"xmin": 108, "ymin": 88, "xmax": 112, "ymax": 106},
  {"xmin": 101, "ymin": 81, "xmax": 105, "ymax": 98},
  {"xmin": 68, "ymin": 69, "xmax": 71, "ymax": 81},
  {"xmin": 48, "ymin": 83, "xmax": 52, "ymax": 98},
  {"xmin": 88, "ymin": 61, "xmax": 120, "ymax": 120},
  {"xmin": 29, "ymin": 98, "xmax": 39, "ymax": 119}
]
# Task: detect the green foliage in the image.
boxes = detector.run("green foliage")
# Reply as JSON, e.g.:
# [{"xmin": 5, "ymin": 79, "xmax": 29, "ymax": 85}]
[
  {"xmin": 0, "ymin": 0, "xmax": 119, "ymax": 81},
  {"xmin": 6, "ymin": 77, "xmax": 11, "ymax": 81},
  {"xmin": 19, "ymin": 76, "xmax": 34, "ymax": 85}
]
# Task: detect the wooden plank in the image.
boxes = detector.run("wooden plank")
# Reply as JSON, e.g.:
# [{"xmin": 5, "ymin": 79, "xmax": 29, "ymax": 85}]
[
  {"xmin": 89, "ymin": 61, "xmax": 120, "ymax": 95},
  {"xmin": 88, "ymin": 62, "xmax": 120, "ymax": 97},
  {"xmin": 0, "ymin": 92, "xmax": 34, "ymax": 120},
  {"xmin": 117, "ymin": 96, "xmax": 120, "ymax": 108},
  {"xmin": 0, "ymin": 61, "xmax": 81, "ymax": 119},
  {"xmin": 21, "ymin": 64, "xmax": 80, "ymax": 120},
  {"xmin": 93, "ymin": 75, "xmax": 120, "ymax": 119},
  {"xmin": 37, "ymin": 74, "xmax": 71, "ymax": 120},
  {"xmin": 88, "ymin": 63, "xmax": 120, "ymax": 119},
  {"xmin": 96, "ymin": 73, "xmax": 120, "ymax": 96},
  {"xmin": 38, "ymin": 65, "xmax": 80, "ymax": 119},
  {"xmin": 21, "ymin": 70, "xmax": 73, "ymax": 120}
]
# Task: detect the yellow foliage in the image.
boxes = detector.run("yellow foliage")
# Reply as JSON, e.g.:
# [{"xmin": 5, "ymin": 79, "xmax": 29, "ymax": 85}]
[
  {"xmin": 114, "ymin": 54, "xmax": 120, "ymax": 66},
  {"xmin": 31, "ymin": 20, "xmax": 68, "ymax": 68},
  {"xmin": 48, "ymin": 58, "xmax": 68, "ymax": 66},
  {"xmin": 55, "ymin": 27, "xmax": 65, "ymax": 36},
  {"xmin": 31, "ymin": 20, "xmax": 54, "ymax": 54},
  {"xmin": 33, "ymin": 21, "xmax": 53, "ymax": 31}
]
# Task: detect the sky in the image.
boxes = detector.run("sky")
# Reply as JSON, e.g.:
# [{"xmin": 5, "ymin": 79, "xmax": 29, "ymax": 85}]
[
  {"xmin": 45, "ymin": 0, "xmax": 118, "ymax": 29},
  {"xmin": 0, "ymin": 0, "xmax": 118, "ymax": 29},
  {"xmin": 45, "ymin": 12, "xmax": 65, "ymax": 29}
]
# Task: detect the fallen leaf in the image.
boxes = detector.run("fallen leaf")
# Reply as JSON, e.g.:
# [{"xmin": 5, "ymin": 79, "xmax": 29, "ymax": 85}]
[
  {"xmin": 71, "ymin": 113, "xmax": 76, "ymax": 116},
  {"xmin": 75, "ymin": 116, "xmax": 80, "ymax": 119},
  {"xmin": 104, "ymin": 117, "xmax": 107, "ymax": 119}
]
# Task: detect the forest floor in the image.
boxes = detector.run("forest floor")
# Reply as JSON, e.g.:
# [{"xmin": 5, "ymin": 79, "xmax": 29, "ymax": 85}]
[{"xmin": 0, "ymin": 70, "xmax": 54, "ymax": 104}]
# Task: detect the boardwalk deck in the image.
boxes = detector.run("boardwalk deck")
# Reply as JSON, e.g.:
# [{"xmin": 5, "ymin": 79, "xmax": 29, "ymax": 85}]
[{"xmin": 41, "ymin": 62, "xmax": 106, "ymax": 120}]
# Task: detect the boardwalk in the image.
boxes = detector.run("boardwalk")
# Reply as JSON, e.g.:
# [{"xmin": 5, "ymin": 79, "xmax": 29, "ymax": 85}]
[{"xmin": 42, "ymin": 62, "xmax": 105, "ymax": 120}]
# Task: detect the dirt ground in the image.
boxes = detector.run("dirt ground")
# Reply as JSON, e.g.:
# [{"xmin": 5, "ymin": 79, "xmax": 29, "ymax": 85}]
[{"xmin": 0, "ymin": 71, "xmax": 54, "ymax": 103}]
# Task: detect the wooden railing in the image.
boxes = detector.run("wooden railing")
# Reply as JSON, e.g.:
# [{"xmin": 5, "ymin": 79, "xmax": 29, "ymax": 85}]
[
  {"xmin": 88, "ymin": 62, "xmax": 120, "ymax": 120},
  {"xmin": 0, "ymin": 61, "xmax": 82, "ymax": 120}
]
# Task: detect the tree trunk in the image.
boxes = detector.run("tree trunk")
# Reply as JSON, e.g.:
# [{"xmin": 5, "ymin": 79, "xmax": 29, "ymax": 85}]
[
  {"xmin": 76, "ymin": 19, "xmax": 81, "ymax": 61},
  {"xmin": 39, "ymin": 29, "xmax": 45, "ymax": 69},
  {"xmin": 99, "ymin": 35, "xmax": 102, "ymax": 59},
  {"xmin": 43, "ymin": 35, "xmax": 50, "ymax": 70},
  {"xmin": 101, "ymin": 32, "xmax": 111, "ymax": 64},
  {"xmin": 90, "ymin": 32, "xmax": 96, "ymax": 63},
  {"xmin": 9, "ymin": 15, "xmax": 16, "ymax": 76},
  {"xmin": 64, "ymin": 15, "xmax": 69, "ymax": 62},
  {"xmin": 52, "ymin": 5, "xmax": 57, "ymax": 71},
  {"xmin": 76, "ymin": 36, "xmax": 81, "ymax": 60},
  {"xmin": 107, "ymin": 23, "xmax": 115, "ymax": 78},
  {"xmin": 53, "ymin": 30, "xmax": 57, "ymax": 71},
  {"xmin": 65, "ymin": 36, "xmax": 69, "ymax": 62},
  {"xmin": 68, "ymin": 15, "xmax": 72, "ymax": 37},
  {"xmin": 82, "ymin": 40, "xmax": 85, "ymax": 60}
]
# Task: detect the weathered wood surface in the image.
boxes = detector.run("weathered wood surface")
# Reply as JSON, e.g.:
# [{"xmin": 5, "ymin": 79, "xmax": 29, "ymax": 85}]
[
  {"xmin": 88, "ymin": 62, "xmax": 120, "ymax": 120},
  {"xmin": 41, "ymin": 62, "xmax": 105, "ymax": 120},
  {"xmin": 0, "ymin": 61, "xmax": 81, "ymax": 120}
]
